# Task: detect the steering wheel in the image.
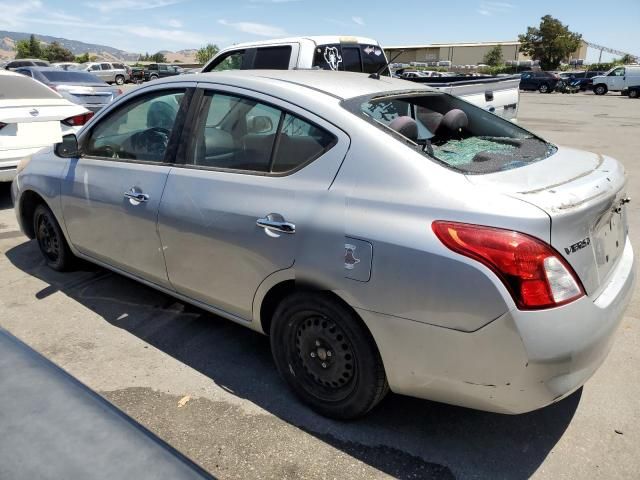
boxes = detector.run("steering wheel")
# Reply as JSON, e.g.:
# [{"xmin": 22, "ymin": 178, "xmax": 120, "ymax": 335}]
[{"xmin": 131, "ymin": 127, "xmax": 171, "ymax": 158}]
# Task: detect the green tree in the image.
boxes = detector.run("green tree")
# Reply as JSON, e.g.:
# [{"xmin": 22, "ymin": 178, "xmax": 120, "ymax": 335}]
[
  {"xmin": 150, "ymin": 52, "xmax": 167, "ymax": 63},
  {"xmin": 619, "ymin": 53, "xmax": 637, "ymax": 64},
  {"xmin": 14, "ymin": 34, "xmax": 43, "ymax": 59},
  {"xmin": 483, "ymin": 45, "xmax": 504, "ymax": 66},
  {"xmin": 518, "ymin": 15, "xmax": 582, "ymax": 70},
  {"xmin": 43, "ymin": 41, "xmax": 75, "ymax": 62},
  {"xmin": 195, "ymin": 43, "xmax": 219, "ymax": 65},
  {"xmin": 74, "ymin": 52, "xmax": 90, "ymax": 63}
]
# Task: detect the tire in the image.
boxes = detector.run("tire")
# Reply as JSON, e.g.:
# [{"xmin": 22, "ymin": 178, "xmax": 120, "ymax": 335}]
[
  {"xmin": 33, "ymin": 204, "xmax": 75, "ymax": 272},
  {"xmin": 538, "ymin": 83, "xmax": 550, "ymax": 93},
  {"xmin": 270, "ymin": 292, "xmax": 388, "ymax": 420},
  {"xmin": 629, "ymin": 89, "xmax": 639, "ymax": 99},
  {"xmin": 594, "ymin": 84, "xmax": 608, "ymax": 95},
  {"xmin": 115, "ymin": 75, "xmax": 125, "ymax": 85},
  {"xmin": 149, "ymin": 74, "xmax": 158, "ymax": 81}
]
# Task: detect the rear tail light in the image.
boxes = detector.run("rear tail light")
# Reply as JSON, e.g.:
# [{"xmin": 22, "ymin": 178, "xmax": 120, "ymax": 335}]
[
  {"xmin": 62, "ymin": 112, "xmax": 95, "ymax": 126},
  {"xmin": 432, "ymin": 221, "xmax": 584, "ymax": 310}
]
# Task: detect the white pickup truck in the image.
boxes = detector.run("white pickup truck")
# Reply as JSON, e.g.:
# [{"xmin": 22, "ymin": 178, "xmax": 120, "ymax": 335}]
[{"xmin": 201, "ymin": 36, "xmax": 520, "ymax": 120}]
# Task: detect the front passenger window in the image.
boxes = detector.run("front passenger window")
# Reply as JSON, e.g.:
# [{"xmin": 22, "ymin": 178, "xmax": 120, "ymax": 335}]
[{"xmin": 85, "ymin": 90, "xmax": 185, "ymax": 163}]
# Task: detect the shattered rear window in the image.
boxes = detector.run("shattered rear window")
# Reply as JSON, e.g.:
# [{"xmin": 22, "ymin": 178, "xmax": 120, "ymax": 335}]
[{"xmin": 342, "ymin": 91, "xmax": 557, "ymax": 174}]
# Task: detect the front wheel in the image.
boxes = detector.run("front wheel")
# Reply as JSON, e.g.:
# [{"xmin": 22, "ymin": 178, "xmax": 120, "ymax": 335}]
[
  {"xmin": 33, "ymin": 204, "xmax": 75, "ymax": 271},
  {"xmin": 270, "ymin": 293, "xmax": 388, "ymax": 419},
  {"xmin": 629, "ymin": 89, "xmax": 639, "ymax": 99},
  {"xmin": 594, "ymin": 84, "xmax": 608, "ymax": 95},
  {"xmin": 149, "ymin": 75, "xmax": 158, "ymax": 81}
]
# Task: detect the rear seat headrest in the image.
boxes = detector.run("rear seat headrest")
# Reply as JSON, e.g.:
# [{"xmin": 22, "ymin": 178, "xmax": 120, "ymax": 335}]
[
  {"xmin": 388, "ymin": 116, "xmax": 418, "ymax": 143},
  {"xmin": 439, "ymin": 109, "xmax": 469, "ymax": 133}
]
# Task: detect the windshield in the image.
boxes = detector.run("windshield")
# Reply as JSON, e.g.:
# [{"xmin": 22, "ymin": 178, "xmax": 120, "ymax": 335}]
[
  {"xmin": 342, "ymin": 91, "xmax": 557, "ymax": 174},
  {"xmin": 41, "ymin": 71, "xmax": 105, "ymax": 84}
]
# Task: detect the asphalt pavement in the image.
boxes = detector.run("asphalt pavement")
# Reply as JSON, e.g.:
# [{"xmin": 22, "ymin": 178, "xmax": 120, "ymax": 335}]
[{"xmin": 0, "ymin": 91, "xmax": 638, "ymax": 479}]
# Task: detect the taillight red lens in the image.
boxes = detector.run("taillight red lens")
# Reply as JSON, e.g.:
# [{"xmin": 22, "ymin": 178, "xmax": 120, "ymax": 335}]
[
  {"xmin": 432, "ymin": 221, "xmax": 584, "ymax": 310},
  {"xmin": 62, "ymin": 112, "xmax": 94, "ymax": 126}
]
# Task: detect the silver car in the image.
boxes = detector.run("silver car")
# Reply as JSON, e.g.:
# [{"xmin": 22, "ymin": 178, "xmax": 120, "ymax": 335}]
[
  {"xmin": 13, "ymin": 67, "xmax": 121, "ymax": 112},
  {"xmin": 80, "ymin": 62, "xmax": 129, "ymax": 85},
  {"xmin": 12, "ymin": 71, "xmax": 635, "ymax": 419}
]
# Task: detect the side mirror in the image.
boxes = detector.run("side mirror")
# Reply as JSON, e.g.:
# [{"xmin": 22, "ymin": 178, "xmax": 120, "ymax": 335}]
[
  {"xmin": 55, "ymin": 134, "xmax": 80, "ymax": 158},
  {"xmin": 247, "ymin": 115, "xmax": 273, "ymax": 134}
]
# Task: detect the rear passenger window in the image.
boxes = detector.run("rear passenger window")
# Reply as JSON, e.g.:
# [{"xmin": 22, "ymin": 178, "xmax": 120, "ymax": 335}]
[
  {"xmin": 188, "ymin": 92, "xmax": 335, "ymax": 174},
  {"xmin": 208, "ymin": 51, "xmax": 245, "ymax": 71},
  {"xmin": 271, "ymin": 114, "xmax": 335, "ymax": 173},
  {"xmin": 253, "ymin": 46, "xmax": 292, "ymax": 69}
]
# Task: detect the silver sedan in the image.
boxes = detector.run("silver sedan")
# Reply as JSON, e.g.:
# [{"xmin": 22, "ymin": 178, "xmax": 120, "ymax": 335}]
[{"xmin": 12, "ymin": 70, "xmax": 635, "ymax": 419}]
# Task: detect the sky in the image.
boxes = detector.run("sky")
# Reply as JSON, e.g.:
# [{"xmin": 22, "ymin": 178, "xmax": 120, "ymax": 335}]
[{"xmin": 0, "ymin": 0, "xmax": 638, "ymax": 61}]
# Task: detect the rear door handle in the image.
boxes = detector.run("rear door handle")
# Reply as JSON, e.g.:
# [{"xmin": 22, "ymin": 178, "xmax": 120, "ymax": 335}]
[
  {"xmin": 124, "ymin": 189, "xmax": 149, "ymax": 203},
  {"xmin": 257, "ymin": 213, "xmax": 295, "ymax": 234}
]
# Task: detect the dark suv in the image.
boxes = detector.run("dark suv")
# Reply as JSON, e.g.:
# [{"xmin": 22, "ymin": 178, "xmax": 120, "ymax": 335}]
[
  {"xmin": 519, "ymin": 71, "xmax": 560, "ymax": 93},
  {"xmin": 144, "ymin": 63, "xmax": 183, "ymax": 81}
]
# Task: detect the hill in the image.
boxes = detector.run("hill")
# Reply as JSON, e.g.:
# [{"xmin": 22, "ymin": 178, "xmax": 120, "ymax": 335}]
[{"xmin": 0, "ymin": 31, "xmax": 197, "ymax": 63}]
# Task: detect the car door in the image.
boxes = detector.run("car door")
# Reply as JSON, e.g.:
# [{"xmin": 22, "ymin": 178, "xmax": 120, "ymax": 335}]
[
  {"xmin": 157, "ymin": 86, "xmax": 349, "ymax": 320},
  {"xmin": 60, "ymin": 84, "xmax": 194, "ymax": 288},
  {"xmin": 100, "ymin": 63, "xmax": 114, "ymax": 83},
  {"xmin": 520, "ymin": 72, "xmax": 534, "ymax": 90},
  {"xmin": 608, "ymin": 67, "xmax": 626, "ymax": 90}
]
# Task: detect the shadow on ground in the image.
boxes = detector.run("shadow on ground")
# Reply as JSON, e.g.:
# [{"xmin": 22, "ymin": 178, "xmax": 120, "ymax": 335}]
[{"xmin": 6, "ymin": 238, "xmax": 581, "ymax": 479}]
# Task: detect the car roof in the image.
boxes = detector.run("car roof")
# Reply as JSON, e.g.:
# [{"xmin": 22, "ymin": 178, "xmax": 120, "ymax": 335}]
[{"xmin": 163, "ymin": 70, "xmax": 430, "ymax": 101}]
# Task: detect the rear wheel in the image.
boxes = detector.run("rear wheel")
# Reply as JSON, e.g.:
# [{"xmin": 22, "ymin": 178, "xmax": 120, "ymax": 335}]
[
  {"xmin": 538, "ymin": 83, "xmax": 550, "ymax": 93},
  {"xmin": 115, "ymin": 75, "xmax": 125, "ymax": 85},
  {"xmin": 629, "ymin": 89, "xmax": 639, "ymax": 99},
  {"xmin": 594, "ymin": 84, "xmax": 608, "ymax": 95},
  {"xmin": 270, "ymin": 292, "xmax": 388, "ymax": 419},
  {"xmin": 149, "ymin": 74, "xmax": 159, "ymax": 81},
  {"xmin": 33, "ymin": 204, "xmax": 74, "ymax": 271}
]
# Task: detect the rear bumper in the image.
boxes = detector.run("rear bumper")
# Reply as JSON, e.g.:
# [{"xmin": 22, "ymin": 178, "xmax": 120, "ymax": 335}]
[{"xmin": 360, "ymin": 239, "xmax": 635, "ymax": 414}]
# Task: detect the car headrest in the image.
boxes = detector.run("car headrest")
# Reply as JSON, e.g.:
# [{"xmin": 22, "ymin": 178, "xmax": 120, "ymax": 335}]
[
  {"xmin": 147, "ymin": 101, "xmax": 177, "ymax": 130},
  {"xmin": 388, "ymin": 116, "xmax": 418, "ymax": 142},
  {"xmin": 439, "ymin": 109, "xmax": 469, "ymax": 133}
]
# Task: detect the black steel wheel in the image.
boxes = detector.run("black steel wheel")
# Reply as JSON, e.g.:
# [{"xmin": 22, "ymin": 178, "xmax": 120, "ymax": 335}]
[
  {"xmin": 270, "ymin": 292, "xmax": 388, "ymax": 419},
  {"xmin": 33, "ymin": 204, "xmax": 74, "ymax": 271}
]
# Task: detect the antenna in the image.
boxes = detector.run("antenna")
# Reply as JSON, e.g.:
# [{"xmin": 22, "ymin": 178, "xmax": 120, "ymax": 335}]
[{"xmin": 369, "ymin": 50, "xmax": 405, "ymax": 79}]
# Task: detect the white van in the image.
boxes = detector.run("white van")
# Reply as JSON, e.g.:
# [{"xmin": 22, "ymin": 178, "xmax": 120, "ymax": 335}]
[{"xmin": 592, "ymin": 65, "xmax": 640, "ymax": 95}]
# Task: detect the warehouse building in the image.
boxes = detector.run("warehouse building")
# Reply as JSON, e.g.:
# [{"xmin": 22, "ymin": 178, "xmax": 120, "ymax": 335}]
[{"xmin": 385, "ymin": 40, "xmax": 588, "ymax": 66}]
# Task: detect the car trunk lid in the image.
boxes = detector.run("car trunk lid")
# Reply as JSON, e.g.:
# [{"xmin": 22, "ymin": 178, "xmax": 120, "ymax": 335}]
[
  {"xmin": 0, "ymin": 100, "xmax": 86, "ymax": 150},
  {"xmin": 467, "ymin": 147, "xmax": 629, "ymax": 296}
]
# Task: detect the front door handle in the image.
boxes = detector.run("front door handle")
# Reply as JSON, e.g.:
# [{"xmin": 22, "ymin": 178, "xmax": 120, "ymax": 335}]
[
  {"xmin": 124, "ymin": 189, "xmax": 149, "ymax": 203},
  {"xmin": 257, "ymin": 213, "xmax": 295, "ymax": 234}
]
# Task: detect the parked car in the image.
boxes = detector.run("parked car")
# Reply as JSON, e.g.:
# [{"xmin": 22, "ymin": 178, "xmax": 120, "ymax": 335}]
[
  {"xmin": 4, "ymin": 58, "xmax": 50, "ymax": 69},
  {"xmin": 51, "ymin": 62, "xmax": 81, "ymax": 71},
  {"xmin": 203, "ymin": 36, "xmax": 520, "ymax": 120},
  {"xmin": 400, "ymin": 70, "xmax": 442, "ymax": 79},
  {"xmin": 628, "ymin": 85, "xmax": 640, "ymax": 98},
  {"xmin": 202, "ymin": 35, "xmax": 389, "ymax": 75},
  {"xmin": 143, "ymin": 63, "xmax": 184, "ymax": 81},
  {"xmin": 519, "ymin": 71, "xmax": 560, "ymax": 93},
  {"xmin": 592, "ymin": 65, "xmax": 640, "ymax": 95},
  {"xmin": 560, "ymin": 71, "xmax": 605, "ymax": 91},
  {"xmin": 0, "ymin": 70, "xmax": 91, "ymax": 182},
  {"xmin": 12, "ymin": 71, "xmax": 634, "ymax": 420},
  {"xmin": 14, "ymin": 67, "xmax": 122, "ymax": 112},
  {"xmin": 130, "ymin": 66, "xmax": 145, "ymax": 83},
  {"xmin": 79, "ymin": 62, "xmax": 129, "ymax": 85}
]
